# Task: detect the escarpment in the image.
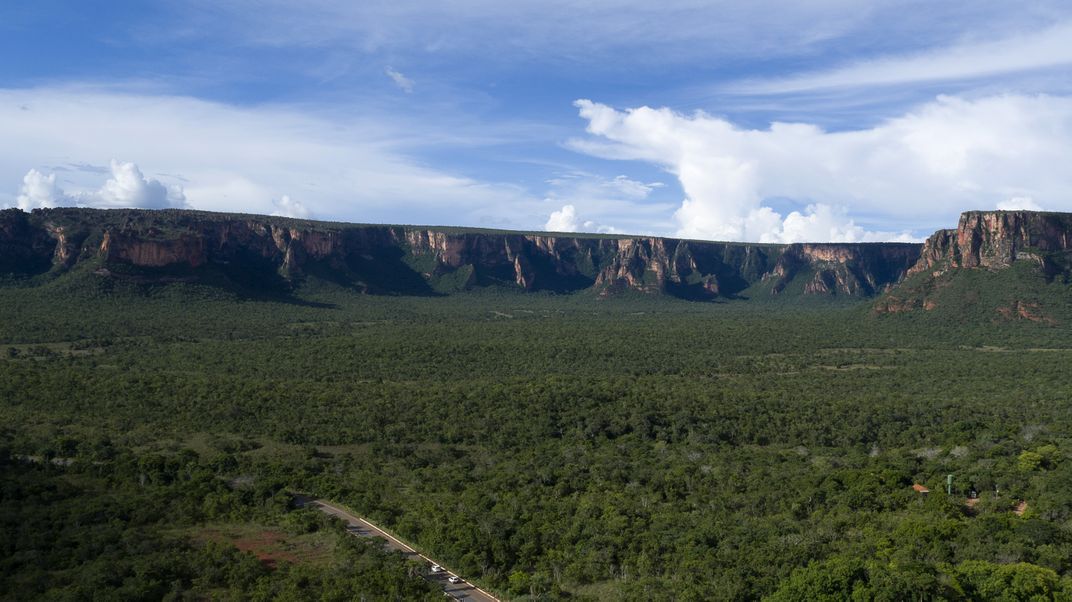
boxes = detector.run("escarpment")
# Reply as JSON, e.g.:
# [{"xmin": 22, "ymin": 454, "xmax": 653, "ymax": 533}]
[
  {"xmin": 876, "ymin": 210, "xmax": 1072, "ymax": 315},
  {"xmin": 907, "ymin": 211, "xmax": 1072, "ymax": 277},
  {"xmin": 28, "ymin": 206, "xmax": 1072, "ymax": 303},
  {"xmin": 1, "ymin": 207, "xmax": 923, "ymax": 299}
]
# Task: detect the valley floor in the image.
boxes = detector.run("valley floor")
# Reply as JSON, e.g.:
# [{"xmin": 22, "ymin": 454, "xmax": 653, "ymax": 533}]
[{"xmin": 3, "ymin": 285, "xmax": 1072, "ymax": 600}]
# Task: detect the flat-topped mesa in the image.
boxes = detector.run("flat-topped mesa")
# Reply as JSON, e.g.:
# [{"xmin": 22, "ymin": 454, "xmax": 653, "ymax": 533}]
[{"xmin": 0, "ymin": 207, "xmax": 925, "ymax": 300}]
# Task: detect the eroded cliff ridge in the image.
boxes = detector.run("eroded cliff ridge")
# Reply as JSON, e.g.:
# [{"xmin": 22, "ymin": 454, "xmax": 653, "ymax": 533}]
[{"xmin": 0, "ymin": 207, "xmax": 927, "ymax": 300}]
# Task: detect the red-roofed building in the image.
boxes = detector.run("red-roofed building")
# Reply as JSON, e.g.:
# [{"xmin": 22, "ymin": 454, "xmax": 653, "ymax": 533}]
[{"xmin": 912, "ymin": 484, "xmax": 929, "ymax": 494}]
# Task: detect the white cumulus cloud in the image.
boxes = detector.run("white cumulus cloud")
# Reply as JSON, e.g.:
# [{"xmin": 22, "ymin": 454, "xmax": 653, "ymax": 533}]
[
  {"xmin": 768, "ymin": 204, "xmax": 915, "ymax": 243},
  {"xmin": 95, "ymin": 160, "xmax": 187, "ymax": 209},
  {"xmin": 10, "ymin": 160, "xmax": 187, "ymax": 211},
  {"xmin": 272, "ymin": 194, "xmax": 312, "ymax": 218},
  {"xmin": 545, "ymin": 204, "xmax": 580, "ymax": 232},
  {"xmin": 15, "ymin": 169, "xmax": 65, "ymax": 210},
  {"xmin": 540, "ymin": 171, "xmax": 672, "ymax": 235},
  {"xmin": 572, "ymin": 94, "xmax": 1072, "ymax": 242}
]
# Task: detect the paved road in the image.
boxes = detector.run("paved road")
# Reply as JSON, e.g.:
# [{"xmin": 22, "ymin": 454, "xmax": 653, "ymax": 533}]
[{"xmin": 297, "ymin": 497, "xmax": 500, "ymax": 602}]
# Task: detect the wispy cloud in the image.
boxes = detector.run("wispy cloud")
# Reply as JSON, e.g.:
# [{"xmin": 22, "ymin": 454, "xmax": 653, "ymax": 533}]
[
  {"xmin": 384, "ymin": 66, "xmax": 414, "ymax": 93},
  {"xmin": 732, "ymin": 21, "xmax": 1072, "ymax": 94},
  {"xmin": 540, "ymin": 171, "xmax": 674, "ymax": 236},
  {"xmin": 0, "ymin": 87, "xmax": 540, "ymax": 227},
  {"xmin": 177, "ymin": 0, "xmax": 883, "ymax": 66}
]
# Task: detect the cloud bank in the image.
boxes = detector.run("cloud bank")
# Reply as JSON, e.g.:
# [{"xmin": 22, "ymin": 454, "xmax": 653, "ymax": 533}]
[
  {"xmin": 0, "ymin": 87, "xmax": 539, "ymax": 227},
  {"xmin": 572, "ymin": 94, "xmax": 1072, "ymax": 242},
  {"xmin": 997, "ymin": 196, "xmax": 1043, "ymax": 211},
  {"xmin": 14, "ymin": 160, "xmax": 186, "ymax": 211}
]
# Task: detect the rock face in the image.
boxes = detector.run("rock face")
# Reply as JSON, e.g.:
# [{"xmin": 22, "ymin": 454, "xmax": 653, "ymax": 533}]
[
  {"xmin": 0, "ymin": 207, "xmax": 927, "ymax": 300},
  {"xmin": 768, "ymin": 244, "xmax": 922, "ymax": 297},
  {"xmin": 876, "ymin": 210, "xmax": 1072, "ymax": 314},
  {"xmin": 908, "ymin": 211, "xmax": 1072, "ymax": 277},
  {"xmin": 100, "ymin": 230, "xmax": 208, "ymax": 268}
]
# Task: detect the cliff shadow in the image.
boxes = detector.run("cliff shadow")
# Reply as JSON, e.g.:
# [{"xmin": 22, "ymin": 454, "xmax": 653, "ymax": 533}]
[
  {"xmin": 519, "ymin": 251, "xmax": 597, "ymax": 293},
  {"xmin": 127, "ymin": 258, "xmax": 340, "ymax": 308},
  {"xmin": 327, "ymin": 247, "xmax": 441, "ymax": 296},
  {"xmin": 0, "ymin": 211, "xmax": 59, "ymax": 279},
  {"xmin": 663, "ymin": 281, "xmax": 728, "ymax": 302}
]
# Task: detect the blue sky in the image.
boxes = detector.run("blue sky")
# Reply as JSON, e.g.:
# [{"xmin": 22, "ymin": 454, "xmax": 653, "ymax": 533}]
[{"xmin": 4, "ymin": 1, "xmax": 1072, "ymax": 241}]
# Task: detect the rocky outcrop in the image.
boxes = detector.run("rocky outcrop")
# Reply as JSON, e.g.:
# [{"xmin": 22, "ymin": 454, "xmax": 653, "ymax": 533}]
[
  {"xmin": 905, "ymin": 211, "xmax": 1072, "ymax": 277},
  {"xmin": 906, "ymin": 229, "xmax": 957, "ymax": 278},
  {"xmin": 877, "ymin": 210, "xmax": 1072, "ymax": 315},
  {"xmin": 768, "ymin": 243, "xmax": 921, "ymax": 296},
  {"xmin": 100, "ymin": 230, "xmax": 208, "ymax": 268},
  {"xmin": 958, "ymin": 211, "xmax": 1072, "ymax": 269},
  {"xmin": 0, "ymin": 207, "xmax": 927, "ymax": 300}
]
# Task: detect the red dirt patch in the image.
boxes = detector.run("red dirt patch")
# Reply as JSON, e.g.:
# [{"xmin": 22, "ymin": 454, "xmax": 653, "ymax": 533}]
[
  {"xmin": 192, "ymin": 525, "xmax": 332, "ymax": 569},
  {"xmin": 228, "ymin": 530, "xmax": 299, "ymax": 568}
]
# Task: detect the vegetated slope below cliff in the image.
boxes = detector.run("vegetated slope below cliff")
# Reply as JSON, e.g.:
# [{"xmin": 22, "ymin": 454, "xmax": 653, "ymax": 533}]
[
  {"xmin": 0, "ymin": 207, "xmax": 921, "ymax": 303},
  {"xmin": 876, "ymin": 211, "xmax": 1072, "ymax": 325}
]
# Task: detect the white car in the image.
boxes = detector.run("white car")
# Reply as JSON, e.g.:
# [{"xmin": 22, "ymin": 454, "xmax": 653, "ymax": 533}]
[
  {"xmin": 448, "ymin": 576, "xmax": 461, "ymax": 584},
  {"xmin": 431, "ymin": 564, "xmax": 442, "ymax": 573}
]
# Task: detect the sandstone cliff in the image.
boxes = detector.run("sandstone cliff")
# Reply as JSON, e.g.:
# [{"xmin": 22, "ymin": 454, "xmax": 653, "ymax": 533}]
[
  {"xmin": 876, "ymin": 210, "xmax": 1072, "ymax": 315},
  {"xmin": 907, "ymin": 211, "xmax": 1072, "ymax": 278},
  {"xmin": 768, "ymin": 243, "xmax": 921, "ymax": 297},
  {"xmin": 1, "ymin": 207, "xmax": 924, "ymax": 300}
]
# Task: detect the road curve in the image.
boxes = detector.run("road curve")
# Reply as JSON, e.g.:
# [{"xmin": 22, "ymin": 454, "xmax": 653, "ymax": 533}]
[{"xmin": 297, "ymin": 497, "xmax": 500, "ymax": 602}]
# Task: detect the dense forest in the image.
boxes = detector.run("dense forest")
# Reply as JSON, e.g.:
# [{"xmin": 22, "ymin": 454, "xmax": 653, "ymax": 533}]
[{"xmin": 3, "ymin": 250, "xmax": 1072, "ymax": 600}]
